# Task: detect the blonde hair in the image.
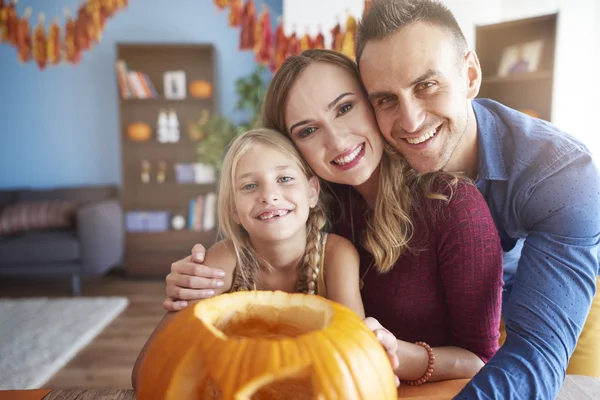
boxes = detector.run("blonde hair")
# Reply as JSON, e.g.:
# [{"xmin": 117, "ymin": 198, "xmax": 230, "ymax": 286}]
[
  {"xmin": 218, "ymin": 128, "xmax": 328, "ymax": 291},
  {"xmin": 261, "ymin": 49, "xmax": 459, "ymax": 273}
]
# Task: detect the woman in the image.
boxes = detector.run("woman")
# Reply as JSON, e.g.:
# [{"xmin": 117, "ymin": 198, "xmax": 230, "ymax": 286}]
[{"xmin": 162, "ymin": 49, "xmax": 503, "ymax": 384}]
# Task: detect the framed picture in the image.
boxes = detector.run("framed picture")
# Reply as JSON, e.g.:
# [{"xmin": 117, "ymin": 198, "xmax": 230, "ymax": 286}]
[
  {"xmin": 497, "ymin": 39, "xmax": 544, "ymax": 77},
  {"xmin": 163, "ymin": 70, "xmax": 187, "ymax": 99}
]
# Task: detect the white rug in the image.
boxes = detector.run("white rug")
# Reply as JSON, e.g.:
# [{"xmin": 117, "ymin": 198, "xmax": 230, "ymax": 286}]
[{"xmin": 0, "ymin": 297, "xmax": 129, "ymax": 390}]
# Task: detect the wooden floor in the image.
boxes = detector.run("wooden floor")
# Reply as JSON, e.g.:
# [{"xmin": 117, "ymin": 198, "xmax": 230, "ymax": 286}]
[{"xmin": 0, "ymin": 274, "xmax": 166, "ymax": 389}]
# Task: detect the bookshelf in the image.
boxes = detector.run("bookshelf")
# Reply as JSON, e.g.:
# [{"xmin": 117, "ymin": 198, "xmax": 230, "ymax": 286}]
[
  {"xmin": 475, "ymin": 13, "xmax": 557, "ymax": 122},
  {"xmin": 116, "ymin": 43, "xmax": 219, "ymax": 277}
]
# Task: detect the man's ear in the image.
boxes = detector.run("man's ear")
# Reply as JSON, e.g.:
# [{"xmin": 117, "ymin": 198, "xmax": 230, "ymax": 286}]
[
  {"xmin": 307, "ymin": 176, "xmax": 320, "ymax": 208},
  {"xmin": 464, "ymin": 51, "xmax": 482, "ymax": 99}
]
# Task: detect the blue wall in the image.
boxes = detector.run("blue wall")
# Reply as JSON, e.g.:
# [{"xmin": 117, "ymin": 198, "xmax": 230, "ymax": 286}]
[{"xmin": 0, "ymin": 0, "xmax": 282, "ymax": 189}]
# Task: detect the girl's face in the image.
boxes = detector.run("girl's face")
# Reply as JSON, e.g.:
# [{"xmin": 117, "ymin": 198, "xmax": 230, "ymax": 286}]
[
  {"xmin": 232, "ymin": 143, "xmax": 319, "ymax": 243},
  {"xmin": 284, "ymin": 62, "xmax": 384, "ymax": 188}
]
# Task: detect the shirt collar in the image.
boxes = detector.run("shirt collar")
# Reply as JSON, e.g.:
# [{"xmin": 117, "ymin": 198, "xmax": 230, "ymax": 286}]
[{"xmin": 473, "ymin": 99, "xmax": 508, "ymax": 182}]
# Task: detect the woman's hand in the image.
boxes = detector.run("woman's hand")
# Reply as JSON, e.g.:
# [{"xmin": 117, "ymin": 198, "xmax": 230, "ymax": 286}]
[
  {"xmin": 364, "ymin": 317, "xmax": 400, "ymax": 386},
  {"xmin": 163, "ymin": 244, "xmax": 227, "ymax": 311}
]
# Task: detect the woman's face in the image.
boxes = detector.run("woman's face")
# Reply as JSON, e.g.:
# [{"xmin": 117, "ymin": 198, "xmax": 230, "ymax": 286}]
[{"xmin": 284, "ymin": 62, "xmax": 383, "ymax": 188}]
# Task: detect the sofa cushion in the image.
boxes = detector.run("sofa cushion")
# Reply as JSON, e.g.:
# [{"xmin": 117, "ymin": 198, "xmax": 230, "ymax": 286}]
[
  {"xmin": 0, "ymin": 231, "xmax": 80, "ymax": 264},
  {"xmin": 0, "ymin": 190, "xmax": 19, "ymax": 209},
  {"xmin": 0, "ymin": 201, "xmax": 77, "ymax": 235},
  {"xmin": 17, "ymin": 185, "xmax": 118, "ymax": 205}
]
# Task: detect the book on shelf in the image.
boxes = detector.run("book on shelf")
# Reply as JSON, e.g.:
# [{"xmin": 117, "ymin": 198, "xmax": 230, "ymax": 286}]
[
  {"xmin": 188, "ymin": 192, "xmax": 217, "ymax": 232},
  {"xmin": 175, "ymin": 162, "xmax": 216, "ymax": 184},
  {"xmin": 115, "ymin": 59, "xmax": 158, "ymax": 99}
]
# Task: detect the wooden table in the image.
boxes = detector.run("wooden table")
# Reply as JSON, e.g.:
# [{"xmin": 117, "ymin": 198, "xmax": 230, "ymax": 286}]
[{"xmin": 1, "ymin": 375, "xmax": 598, "ymax": 399}]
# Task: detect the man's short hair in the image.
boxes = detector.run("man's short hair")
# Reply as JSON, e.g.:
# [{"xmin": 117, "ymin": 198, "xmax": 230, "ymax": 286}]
[{"xmin": 356, "ymin": 0, "xmax": 469, "ymax": 66}]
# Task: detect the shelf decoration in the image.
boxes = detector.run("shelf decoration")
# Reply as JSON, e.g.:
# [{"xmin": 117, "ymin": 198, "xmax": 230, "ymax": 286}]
[
  {"xmin": 141, "ymin": 160, "xmax": 151, "ymax": 183},
  {"xmin": 157, "ymin": 109, "xmax": 180, "ymax": 143},
  {"xmin": 497, "ymin": 39, "xmax": 544, "ymax": 77},
  {"xmin": 163, "ymin": 70, "xmax": 187, "ymax": 100},
  {"xmin": 187, "ymin": 109, "xmax": 210, "ymax": 141},
  {"xmin": 519, "ymin": 109, "xmax": 540, "ymax": 119},
  {"xmin": 211, "ymin": 0, "xmax": 371, "ymax": 71},
  {"xmin": 174, "ymin": 162, "xmax": 216, "ymax": 185},
  {"xmin": 189, "ymin": 80, "xmax": 213, "ymax": 99},
  {"xmin": 193, "ymin": 64, "xmax": 268, "ymax": 173},
  {"xmin": 126, "ymin": 210, "xmax": 170, "ymax": 232},
  {"xmin": 157, "ymin": 161, "xmax": 167, "ymax": 183},
  {"xmin": 127, "ymin": 122, "xmax": 152, "ymax": 141},
  {"xmin": 188, "ymin": 192, "xmax": 217, "ymax": 232},
  {"xmin": 0, "ymin": 0, "xmax": 128, "ymax": 69},
  {"xmin": 115, "ymin": 59, "xmax": 158, "ymax": 99},
  {"xmin": 171, "ymin": 213, "xmax": 186, "ymax": 231}
]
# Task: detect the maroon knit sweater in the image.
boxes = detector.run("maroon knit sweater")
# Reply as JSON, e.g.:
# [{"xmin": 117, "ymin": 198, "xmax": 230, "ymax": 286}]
[{"xmin": 331, "ymin": 181, "xmax": 503, "ymax": 363}]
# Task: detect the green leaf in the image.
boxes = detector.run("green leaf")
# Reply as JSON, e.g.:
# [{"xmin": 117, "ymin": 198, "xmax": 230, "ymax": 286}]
[{"xmin": 196, "ymin": 65, "xmax": 271, "ymax": 171}]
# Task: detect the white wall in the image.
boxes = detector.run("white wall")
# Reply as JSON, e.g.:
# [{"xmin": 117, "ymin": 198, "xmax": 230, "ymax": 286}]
[
  {"xmin": 440, "ymin": 0, "xmax": 502, "ymax": 49},
  {"xmin": 283, "ymin": 0, "xmax": 365, "ymax": 46},
  {"xmin": 283, "ymin": 0, "xmax": 600, "ymax": 155}
]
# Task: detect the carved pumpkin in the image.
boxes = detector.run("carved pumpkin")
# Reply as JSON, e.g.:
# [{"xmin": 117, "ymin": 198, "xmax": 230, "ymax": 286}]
[
  {"xmin": 189, "ymin": 80, "xmax": 213, "ymax": 99},
  {"xmin": 127, "ymin": 122, "xmax": 152, "ymax": 141},
  {"xmin": 137, "ymin": 290, "xmax": 397, "ymax": 400}
]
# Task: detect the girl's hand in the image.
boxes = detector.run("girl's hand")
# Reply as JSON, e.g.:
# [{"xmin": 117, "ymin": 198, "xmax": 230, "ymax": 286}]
[{"xmin": 364, "ymin": 317, "xmax": 401, "ymax": 386}]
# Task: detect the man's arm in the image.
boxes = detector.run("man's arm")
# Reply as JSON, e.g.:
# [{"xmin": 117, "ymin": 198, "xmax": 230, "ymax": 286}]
[{"xmin": 456, "ymin": 154, "xmax": 600, "ymax": 399}]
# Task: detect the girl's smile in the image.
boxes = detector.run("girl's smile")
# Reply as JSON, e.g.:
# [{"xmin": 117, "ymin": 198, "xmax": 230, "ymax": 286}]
[{"xmin": 233, "ymin": 144, "xmax": 319, "ymax": 243}]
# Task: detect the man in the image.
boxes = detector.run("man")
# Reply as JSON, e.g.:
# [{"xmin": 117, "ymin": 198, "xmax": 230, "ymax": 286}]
[
  {"xmin": 353, "ymin": 0, "xmax": 600, "ymax": 399},
  {"xmin": 162, "ymin": 0, "xmax": 600, "ymax": 398}
]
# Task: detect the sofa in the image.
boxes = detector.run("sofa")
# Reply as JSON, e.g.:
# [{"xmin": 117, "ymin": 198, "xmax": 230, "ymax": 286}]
[{"xmin": 0, "ymin": 185, "xmax": 124, "ymax": 295}]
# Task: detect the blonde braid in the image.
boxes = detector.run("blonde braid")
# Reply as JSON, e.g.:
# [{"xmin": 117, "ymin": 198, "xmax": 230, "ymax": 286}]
[
  {"xmin": 299, "ymin": 205, "xmax": 328, "ymax": 294},
  {"xmin": 233, "ymin": 231, "xmax": 262, "ymax": 291}
]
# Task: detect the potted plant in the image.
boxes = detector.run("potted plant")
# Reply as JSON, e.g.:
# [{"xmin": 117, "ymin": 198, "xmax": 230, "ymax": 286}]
[{"xmin": 195, "ymin": 65, "xmax": 270, "ymax": 173}]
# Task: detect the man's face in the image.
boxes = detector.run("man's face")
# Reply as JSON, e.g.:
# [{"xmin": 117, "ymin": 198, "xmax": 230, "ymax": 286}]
[{"xmin": 359, "ymin": 21, "xmax": 481, "ymax": 173}]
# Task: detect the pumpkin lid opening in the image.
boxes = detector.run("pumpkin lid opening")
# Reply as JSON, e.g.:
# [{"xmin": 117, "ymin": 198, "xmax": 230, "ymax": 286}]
[{"xmin": 194, "ymin": 290, "xmax": 334, "ymax": 340}]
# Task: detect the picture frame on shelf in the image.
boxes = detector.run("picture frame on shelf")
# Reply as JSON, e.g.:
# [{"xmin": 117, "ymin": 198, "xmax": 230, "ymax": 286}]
[
  {"xmin": 476, "ymin": 13, "xmax": 556, "ymax": 123},
  {"xmin": 497, "ymin": 39, "xmax": 544, "ymax": 77},
  {"xmin": 163, "ymin": 70, "xmax": 187, "ymax": 99}
]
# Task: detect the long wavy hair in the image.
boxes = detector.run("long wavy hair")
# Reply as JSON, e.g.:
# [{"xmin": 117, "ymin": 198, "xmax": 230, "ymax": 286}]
[
  {"xmin": 218, "ymin": 128, "xmax": 328, "ymax": 291},
  {"xmin": 261, "ymin": 49, "xmax": 459, "ymax": 273}
]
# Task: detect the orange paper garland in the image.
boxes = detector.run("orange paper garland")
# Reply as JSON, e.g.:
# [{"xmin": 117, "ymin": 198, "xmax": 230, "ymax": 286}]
[
  {"xmin": 0, "ymin": 0, "xmax": 127, "ymax": 69},
  {"xmin": 213, "ymin": 0, "xmax": 369, "ymax": 72}
]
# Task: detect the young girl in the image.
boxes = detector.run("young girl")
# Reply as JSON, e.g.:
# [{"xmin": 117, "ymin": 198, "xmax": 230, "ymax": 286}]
[
  {"xmin": 210, "ymin": 127, "xmax": 363, "ymax": 304},
  {"xmin": 131, "ymin": 128, "xmax": 399, "ymax": 388}
]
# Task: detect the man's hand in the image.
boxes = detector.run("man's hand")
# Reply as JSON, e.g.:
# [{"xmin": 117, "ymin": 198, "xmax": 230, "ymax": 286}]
[
  {"xmin": 163, "ymin": 244, "xmax": 227, "ymax": 311},
  {"xmin": 364, "ymin": 317, "xmax": 400, "ymax": 386}
]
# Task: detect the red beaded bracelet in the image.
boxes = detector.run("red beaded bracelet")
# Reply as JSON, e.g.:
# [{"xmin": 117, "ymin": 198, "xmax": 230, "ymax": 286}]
[{"xmin": 401, "ymin": 341, "xmax": 435, "ymax": 386}]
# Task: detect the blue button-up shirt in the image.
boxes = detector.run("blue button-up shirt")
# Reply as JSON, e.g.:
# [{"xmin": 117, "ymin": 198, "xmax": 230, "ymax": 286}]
[{"xmin": 455, "ymin": 99, "xmax": 600, "ymax": 399}]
